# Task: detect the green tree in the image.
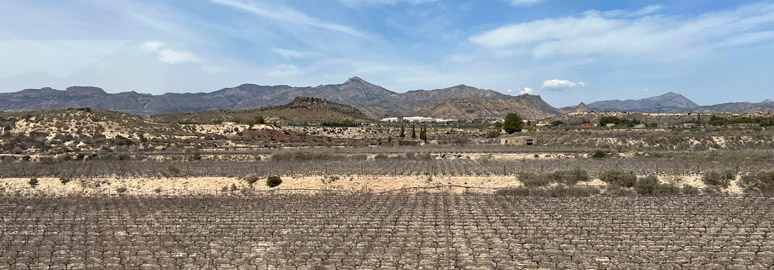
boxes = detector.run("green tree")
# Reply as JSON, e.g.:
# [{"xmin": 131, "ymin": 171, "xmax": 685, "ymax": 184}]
[
  {"xmin": 503, "ymin": 113, "xmax": 524, "ymax": 134},
  {"xmin": 411, "ymin": 124, "xmax": 416, "ymax": 139},
  {"xmin": 420, "ymin": 125, "xmax": 427, "ymax": 143},
  {"xmin": 399, "ymin": 125, "xmax": 405, "ymax": 138},
  {"xmin": 255, "ymin": 115, "xmax": 265, "ymax": 125}
]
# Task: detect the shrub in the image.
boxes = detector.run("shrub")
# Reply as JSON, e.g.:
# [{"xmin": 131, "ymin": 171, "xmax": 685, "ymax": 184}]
[
  {"xmin": 28, "ymin": 178, "xmax": 38, "ymax": 188},
  {"xmin": 519, "ymin": 172, "xmax": 551, "ymax": 187},
  {"xmin": 654, "ymin": 183, "xmax": 681, "ymax": 196},
  {"xmin": 115, "ymin": 187, "xmax": 127, "ymax": 194},
  {"xmin": 167, "ymin": 165, "xmax": 181, "ymax": 176},
  {"xmin": 682, "ymin": 185, "xmax": 700, "ymax": 195},
  {"xmin": 486, "ymin": 130, "xmax": 501, "ymax": 138},
  {"xmin": 702, "ymin": 171, "xmax": 735, "ymax": 188},
  {"xmin": 605, "ymin": 184, "xmax": 636, "ymax": 196},
  {"xmin": 40, "ymin": 157, "xmax": 59, "ymax": 165},
  {"xmin": 634, "ymin": 175, "xmax": 660, "ymax": 195},
  {"xmin": 230, "ymin": 184, "xmax": 238, "ymax": 191},
  {"xmin": 374, "ymin": 153, "xmax": 388, "ymax": 160},
  {"xmin": 551, "ymin": 168, "xmax": 590, "ymax": 186},
  {"xmin": 592, "ymin": 150, "xmax": 606, "ymax": 158},
  {"xmin": 59, "ymin": 177, "xmax": 72, "ymax": 185},
  {"xmin": 266, "ymin": 176, "xmax": 282, "ymax": 188},
  {"xmin": 545, "ymin": 185, "xmax": 600, "ymax": 197},
  {"xmin": 154, "ymin": 187, "xmax": 162, "ymax": 193},
  {"xmin": 739, "ymin": 171, "xmax": 774, "ymax": 194},
  {"xmin": 600, "ymin": 170, "xmax": 637, "ymax": 188},
  {"xmin": 244, "ymin": 174, "xmax": 261, "ymax": 185}
]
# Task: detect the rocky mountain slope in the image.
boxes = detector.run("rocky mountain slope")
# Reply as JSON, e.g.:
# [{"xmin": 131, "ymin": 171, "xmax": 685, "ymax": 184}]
[
  {"xmin": 412, "ymin": 95, "xmax": 561, "ymax": 121},
  {"xmin": 587, "ymin": 92, "xmax": 699, "ymax": 112},
  {"xmin": 0, "ymin": 77, "xmax": 394, "ymax": 115},
  {"xmin": 691, "ymin": 99, "xmax": 774, "ymax": 113},
  {"xmin": 150, "ymin": 97, "xmax": 373, "ymax": 124}
]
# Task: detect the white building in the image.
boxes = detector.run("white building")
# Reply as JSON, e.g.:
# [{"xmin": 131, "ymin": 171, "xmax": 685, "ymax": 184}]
[
  {"xmin": 222, "ymin": 122, "xmax": 236, "ymax": 126},
  {"xmin": 380, "ymin": 117, "xmax": 399, "ymax": 122},
  {"xmin": 403, "ymin": 116, "xmax": 432, "ymax": 122}
]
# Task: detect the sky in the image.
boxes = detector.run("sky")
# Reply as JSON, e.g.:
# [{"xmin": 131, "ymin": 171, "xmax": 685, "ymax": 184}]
[{"xmin": 1, "ymin": 0, "xmax": 773, "ymax": 107}]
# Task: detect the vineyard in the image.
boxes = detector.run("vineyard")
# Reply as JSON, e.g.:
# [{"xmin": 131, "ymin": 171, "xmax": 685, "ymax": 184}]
[{"xmin": 2, "ymin": 194, "xmax": 773, "ymax": 269}]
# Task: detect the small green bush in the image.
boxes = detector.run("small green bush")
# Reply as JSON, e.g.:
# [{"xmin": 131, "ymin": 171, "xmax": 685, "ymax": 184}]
[
  {"xmin": 682, "ymin": 185, "xmax": 700, "ymax": 195},
  {"xmin": 702, "ymin": 171, "xmax": 735, "ymax": 188},
  {"xmin": 592, "ymin": 150, "xmax": 606, "ymax": 158},
  {"xmin": 266, "ymin": 176, "xmax": 282, "ymax": 188},
  {"xmin": 654, "ymin": 183, "xmax": 681, "ymax": 196},
  {"xmin": 600, "ymin": 170, "xmax": 637, "ymax": 188},
  {"xmin": 28, "ymin": 178, "xmax": 38, "ymax": 188},
  {"xmin": 115, "ymin": 187, "xmax": 127, "ymax": 194},
  {"xmin": 634, "ymin": 175, "xmax": 660, "ymax": 195},
  {"xmin": 59, "ymin": 177, "xmax": 72, "ymax": 185},
  {"xmin": 605, "ymin": 184, "xmax": 636, "ymax": 196},
  {"xmin": 551, "ymin": 168, "xmax": 590, "ymax": 186}
]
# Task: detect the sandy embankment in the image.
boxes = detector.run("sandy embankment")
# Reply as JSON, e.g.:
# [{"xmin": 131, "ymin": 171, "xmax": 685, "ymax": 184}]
[{"xmin": 0, "ymin": 174, "xmax": 744, "ymax": 196}]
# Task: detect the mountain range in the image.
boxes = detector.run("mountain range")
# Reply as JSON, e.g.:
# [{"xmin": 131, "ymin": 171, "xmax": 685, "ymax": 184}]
[{"xmin": 1, "ymin": 78, "xmax": 771, "ymax": 120}]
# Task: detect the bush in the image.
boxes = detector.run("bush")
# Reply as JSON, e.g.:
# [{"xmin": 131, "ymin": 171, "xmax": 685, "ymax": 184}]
[
  {"xmin": 40, "ymin": 157, "xmax": 59, "ymax": 165},
  {"xmin": 545, "ymin": 185, "xmax": 600, "ymax": 197},
  {"xmin": 266, "ymin": 176, "xmax": 282, "ymax": 188},
  {"xmin": 115, "ymin": 187, "xmax": 127, "ymax": 194},
  {"xmin": 739, "ymin": 171, "xmax": 774, "ymax": 194},
  {"xmin": 682, "ymin": 185, "xmax": 700, "ymax": 195},
  {"xmin": 600, "ymin": 170, "xmax": 637, "ymax": 188},
  {"xmin": 634, "ymin": 175, "xmax": 660, "ymax": 195},
  {"xmin": 551, "ymin": 168, "xmax": 590, "ymax": 186},
  {"xmin": 486, "ymin": 130, "xmax": 501, "ymax": 138},
  {"xmin": 655, "ymin": 184, "xmax": 681, "ymax": 196},
  {"xmin": 167, "ymin": 165, "xmax": 181, "ymax": 176},
  {"xmin": 605, "ymin": 184, "xmax": 636, "ymax": 196},
  {"xmin": 518, "ymin": 172, "xmax": 551, "ymax": 187},
  {"xmin": 244, "ymin": 174, "xmax": 261, "ymax": 185},
  {"xmin": 702, "ymin": 171, "xmax": 735, "ymax": 188},
  {"xmin": 59, "ymin": 177, "xmax": 72, "ymax": 185},
  {"xmin": 495, "ymin": 187, "xmax": 532, "ymax": 196},
  {"xmin": 28, "ymin": 178, "xmax": 38, "ymax": 188},
  {"xmin": 592, "ymin": 150, "xmax": 606, "ymax": 159}
]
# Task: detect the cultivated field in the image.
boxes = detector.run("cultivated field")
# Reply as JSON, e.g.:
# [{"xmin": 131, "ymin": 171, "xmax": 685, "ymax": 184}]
[{"xmin": 2, "ymin": 194, "xmax": 773, "ymax": 269}]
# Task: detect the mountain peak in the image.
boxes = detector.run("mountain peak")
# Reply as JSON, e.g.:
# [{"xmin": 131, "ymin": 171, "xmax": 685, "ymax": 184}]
[
  {"xmin": 345, "ymin": 76, "xmax": 366, "ymax": 84},
  {"xmin": 65, "ymin": 86, "xmax": 107, "ymax": 96},
  {"xmin": 764, "ymin": 99, "xmax": 773, "ymax": 103}
]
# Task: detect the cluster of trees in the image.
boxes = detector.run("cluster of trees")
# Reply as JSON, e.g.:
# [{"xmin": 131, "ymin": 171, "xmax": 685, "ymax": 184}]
[
  {"xmin": 599, "ymin": 116, "xmax": 642, "ymax": 127},
  {"xmin": 708, "ymin": 116, "xmax": 774, "ymax": 127}
]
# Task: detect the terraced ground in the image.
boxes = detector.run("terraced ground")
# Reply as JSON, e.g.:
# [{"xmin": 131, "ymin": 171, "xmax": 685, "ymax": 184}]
[{"xmin": 2, "ymin": 194, "xmax": 773, "ymax": 269}]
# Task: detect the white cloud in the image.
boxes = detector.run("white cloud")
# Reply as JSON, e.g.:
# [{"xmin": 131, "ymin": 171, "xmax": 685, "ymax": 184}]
[
  {"xmin": 138, "ymin": 41, "xmax": 164, "ymax": 52},
  {"xmin": 210, "ymin": 0, "xmax": 370, "ymax": 39},
  {"xmin": 470, "ymin": 3, "xmax": 774, "ymax": 59},
  {"xmin": 505, "ymin": 0, "xmax": 543, "ymax": 7},
  {"xmin": 542, "ymin": 79, "xmax": 585, "ymax": 89},
  {"xmin": 265, "ymin": 64, "xmax": 303, "ymax": 77},
  {"xmin": 519, "ymin": 87, "xmax": 534, "ymax": 94},
  {"xmin": 271, "ymin": 48, "xmax": 317, "ymax": 59},
  {"xmin": 157, "ymin": 49, "xmax": 200, "ymax": 64}
]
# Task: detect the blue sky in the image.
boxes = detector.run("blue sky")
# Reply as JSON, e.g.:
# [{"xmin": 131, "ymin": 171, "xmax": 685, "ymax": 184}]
[{"xmin": 1, "ymin": 0, "xmax": 773, "ymax": 106}]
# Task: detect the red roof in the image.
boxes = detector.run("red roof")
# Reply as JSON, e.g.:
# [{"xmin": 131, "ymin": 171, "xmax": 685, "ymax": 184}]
[{"xmin": 580, "ymin": 123, "xmax": 594, "ymax": 127}]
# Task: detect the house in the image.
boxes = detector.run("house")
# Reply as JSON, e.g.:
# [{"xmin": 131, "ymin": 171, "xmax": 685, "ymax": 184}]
[
  {"xmin": 580, "ymin": 123, "xmax": 595, "ymax": 127},
  {"xmin": 500, "ymin": 135, "xmax": 535, "ymax": 146},
  {"xmin": 633, "ymin": 124, "xmax": 647, "ymax": 129},
  {"xmin": 403, "ymin": 116, "xmax": 432, "ymax": 122},
  {"xmin": 380, "ymin": 117, "xmax": 399, "ymax": 122},
  {"xmin": 222, "ymin": 122, "xmax": 236, "ymax": 126},
  {"xmin": 606, "ymin": 123, "xmax": 616, "ymax": 127},
  {"xmin": 682, "ymin": 123, "xmax": 697, "ymax": 128},
  {"xmin": 536, "ymin": 120, "xmax": 550, "ymax": 127}
]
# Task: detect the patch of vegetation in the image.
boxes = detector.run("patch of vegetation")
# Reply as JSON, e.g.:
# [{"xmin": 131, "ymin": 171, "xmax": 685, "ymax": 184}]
[
  {"xmin": 600, "ymin": 170, "xmax": 637, "ymax": 188},
  {"xmin": 28, "ymin": 178, "xmax": 39, "ymax": 188},
  {"xmin": 321, "ymin": 120, "xmax": 360, "ymax": 127},
  {"xmin": 592, "ymin": 150, "xmax": 606, "ymax": 158},
  {"xmin": 634, "ymin": 175, "xmax": 681, "ymax": 196},
  {"xmin": 115, "ymin": 187, "xmax": 127, "ymax": 194},
  {"xmin": 496, "ymin": 186, "xmax": 600, "ymax": 197},
  {"xmin": 702, "ymin": 171, "xmax": 735, "ymax": 188},
  {"xmin": 266, "ymin": 176, "xmax": 282, "ymax": 188},
  {"xmin": 503, "ymin": 113, "xmax": 524, "ymax": 134},
  {"xmin": 739, "ymin": 171, "xmax": 774, "ymax": 195},
  {"xmin": 39, "ymin": 157, "xmax": 59, "ymax": 165},
  {"xmin": 167, "ymin": 165, "xmax": 181, "ymax": 176},
  {"xmin": 682, "ymin": 185, "xmax": 700, "ymax": 195},
  {"xmin": 59, "ymin": 177, "xmax": 72, "ymax": 185},
  {"xmin": 599, "ymin": 116, "xmax": 641, "ymax": 127},
  {"xmin": 519, "ymin": 172, "xmax": 551, "ymax": 187}
]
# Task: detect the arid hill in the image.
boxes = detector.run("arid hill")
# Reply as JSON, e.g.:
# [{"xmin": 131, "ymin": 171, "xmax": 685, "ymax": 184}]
[
  {"xmin": 412, "ymin": 95, "xmax": 561, "ymax": 121},
  {"xmin": 150, "ymin": 97, "xmax": 373, "ymax": 124}
]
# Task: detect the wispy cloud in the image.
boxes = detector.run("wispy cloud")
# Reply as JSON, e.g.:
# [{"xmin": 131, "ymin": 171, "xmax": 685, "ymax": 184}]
[
  {"xmin": 137, "ymin": 41, "xmax": 201, "ymax": 64},
  {"xmin": 210, "ymin": 0, "xmax": 371, "ymax": 39},
  {"xmin": 138, "ymin": 41, "xmax": 164, "ymax": 52},
  {"xmin": 542, "ymin": 79, "xmax": 585, "ymax": 90},
  {"xmin": 519, "ymin": 87, "xmax": 534, "ymax": 94},
  {"xmin": 470, "ymin": 3, "xmax": 774, "ymax": 59},
  {"xmin": 272, "ymin": 48, "xmax": 317, "ymax": 59},
  {"xmin": 504, "ymin": 0, "xmax": 544, "ymax": 7}
]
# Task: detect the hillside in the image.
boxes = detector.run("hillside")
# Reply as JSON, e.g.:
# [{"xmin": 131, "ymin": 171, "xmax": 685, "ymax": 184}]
[
  {"xmin": 692, "ymin": 100, "xmax": 774, "ymax": 113},
  {"xmin": 0, "ymin": 77, "xmax": 394, "ymax": 115},
  {"xmin": 412, "ymin": 95, "xmax": 561, "ymax": 121},
  {"xmin": 150, "ymin": 97, "xmax": 373, "ymax": 124},
  {"xmin": 357, "ymin": 84, "xmax": 515, "ymax": 118},
  {"xmin": 587, "ymin": 92, "xmax": 699, "ymax": 112}
]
